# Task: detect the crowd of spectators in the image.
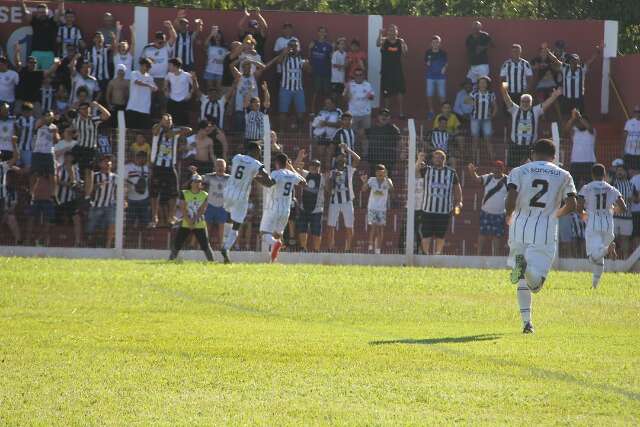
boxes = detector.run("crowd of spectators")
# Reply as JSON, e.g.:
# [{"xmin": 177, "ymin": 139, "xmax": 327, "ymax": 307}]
[{"xmin": 0, "ymin": 3, "xmax": 639, "ymax": 257}]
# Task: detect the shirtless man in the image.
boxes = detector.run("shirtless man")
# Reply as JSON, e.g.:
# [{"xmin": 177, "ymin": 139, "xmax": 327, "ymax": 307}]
[{"xmin": 189, "ymin": 119, "xmax": 229, "ymax": 174}]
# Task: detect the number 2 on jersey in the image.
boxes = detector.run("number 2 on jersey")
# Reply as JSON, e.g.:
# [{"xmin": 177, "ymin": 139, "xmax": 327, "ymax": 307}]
[
  {"xmin": 235, "ymin": 165, "xmax": 245, "ymax": 180},
  {"xmin": 529, "ymin": 179, "xmax": 549, "ymax": 208}
]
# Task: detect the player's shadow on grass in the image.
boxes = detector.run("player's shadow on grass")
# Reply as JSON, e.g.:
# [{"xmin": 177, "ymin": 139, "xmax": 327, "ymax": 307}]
[{"xmin": 369, "ymin": 334, "xmax": 502, "ymax": 346}]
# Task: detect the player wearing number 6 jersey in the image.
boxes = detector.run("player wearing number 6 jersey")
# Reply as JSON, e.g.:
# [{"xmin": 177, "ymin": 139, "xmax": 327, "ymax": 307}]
[
  {"xmin": 260, "ymin": 153, "xmax": 306, "ymax": 262},
  {"xmin": 577, "ymin": 164, "xmax": 626, "ymax": 289},
  {"xmin": 506, "ymin": 139, "xmax": 577, "ymax": 334},
  {"xmin": 221, "ymin": 142, "xmax": 275, "ymax": 263}
]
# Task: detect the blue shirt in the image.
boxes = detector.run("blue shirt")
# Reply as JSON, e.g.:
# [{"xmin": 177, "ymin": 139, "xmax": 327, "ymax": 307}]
[
  {"xmin": 310, "ymin": 40, "xmax": 333, "ymax": 77},
  {"xmin": 424, "ymin": 49, "xmax": 447, "ymax": 80}
]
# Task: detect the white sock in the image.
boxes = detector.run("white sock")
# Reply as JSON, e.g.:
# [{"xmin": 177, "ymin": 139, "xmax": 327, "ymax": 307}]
[
  {"xmin": 223, "ymin": 229, "xmax": 239, "ymax": 251},
  {"xmin": 262, "ymin": 233, "xmax": 276, "ymax": 247},
  {"xmin": 223, "ymin": 223, "xmax": 232, "ymax": 235},
  {"xmin": 517, "ymin": 279, "xmax": 532, "ymax": 325},
  {"xmin": 591, "ymin": 255, "xmax": 605, "ymax": 287}
]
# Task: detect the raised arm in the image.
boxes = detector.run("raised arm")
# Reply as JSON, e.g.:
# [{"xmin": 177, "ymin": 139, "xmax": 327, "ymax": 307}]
[
  {"xmin": 499, "ymin": 82, "xmax": 516, "ymax": 109},
  {"xmin": 216, "ymin": 129, "xmax": 229, "ymax": 161},
  {"xmin": 342, "ymin": 144, "xmax": 361, "ymax": 167},
  {"xmin": 92, "ymin": 101, "xmax": 111, "ymax": 121},
  {"xmin": 129, "ymin": 24, "xmax": 136, "ymax": 54},
  {"xmin": 20, "ymin": 0, "xmax": 32, "ymax": 24},
  {"xmin": 466, "ymin": 163, "xmax": 482, "ymax": 184},
  {"xmin": 585, "ymin": 44, "xmax": 601, "ymax": 67},
  {"xmin": 376, "ymin": 28, "xmax": 385, "ymax": 48},
  {"xmin": 163, "ymin": 21, "xmax": 177, "ymax": 47},
  {"xmin": 237, "ymin": 8, "xmax": 250, "ymax": 34},
  {"xmin": 540, "ymin": 87, "xmax": 562, "ymax": 112},
  {"xmin": 255, "ymin": 8, "xmax": 267, "ymax": 34},
  {"xmin": 13, "ymin": 43, "xmax": 23, "ymax": 69},
  {"xmin": 261, "ymin": 81, "xmax": 270, "ymax": 109}
]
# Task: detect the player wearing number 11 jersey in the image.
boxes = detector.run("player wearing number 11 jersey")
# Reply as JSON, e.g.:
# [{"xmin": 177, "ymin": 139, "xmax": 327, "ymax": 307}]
[
  {"xmin": 506, "ymin": 139, "xmax": 577, "ymax": 334},
  {"xmin": 260, "ymin": 153, "xmax": 306, "ymax": 262},
  {"xmin": 221, "ymin": 142, "xmax": 274, "ymax": 263}
]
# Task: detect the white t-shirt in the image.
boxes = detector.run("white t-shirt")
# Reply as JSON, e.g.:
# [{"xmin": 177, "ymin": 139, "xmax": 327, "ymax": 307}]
[
  {"xmin": 331, "ymin": 50, "xmax": 347, "ymax": 84},
  {"xmin": 480, "ymin": 174, "xmax": 508, "ymax": 215},
  {"xmin": 126, "ymin": 71, "xmax": 156, "ymax": 114},
  {"xmin": 54, "ymin": 139, "xmax": 77, "ymax": 165},
  {"xmin": 0, "ymin": 70, "xmax": 20, "ymax": 102},
  {"xmin": 367, "ymin": 177, "xmax": 393, "ymax": 211},
  {"xmin": 234, "ymin": 75, "xmax": 258, "ymax": 112},
  {"xmin": 346, "ymin": 80, "xmax": 374, "ymax": 117},
  {"xmin": 166, "ymin": 71, "xmax": 192, "ymax": 102},
  {"xmin": 631, "ymin": 174, "xmax": 640, "ymax": 213},
  {"xmin": 124, "ymin": 162, "xmax": 149, "ymax": 201},
  {"xmin": 224, "ymin": 153, "xmax": 264, "ymax": 202},
  {"xmin": 570, "ymin": 127, "xmax": 596, "ymax": 163},
  {"xmin": 266, "ymin": 168, "xmax": 304, "ymax": 216},
  {"xmin": 206, "ymin": 45, "xmax": 228, "ymax": 75},
  {"xmin": 203, "ymin": 173, "xmax": 229, "ymax": 207},
  {"xmin": 578, "ymin": 180, "xmax": 621, "ymax": 233},
  {"xmin": 142, "ymin": 44, "xmax": 174, "ymax": 78},
  {"xmin": 311, "ymin": 108, "xmax": 342, "ymax": 139},
  {"xmin": 0, "ymin": 118, "xmax": 15, "ymax": 151},
  {"xmin": 624, "ymin": 118, "xmax": 640, "ymax": 155},
  {"xmin": 507, "ymin": 160, "xmax": 576, "ymax": 245},
  {"xmin": 70, "ymin": 74, "xmax": 99, "ymax": 103},
  {"xmin": 239, "ymin": 52, "xmax": 263, "ymax": 74},
  {"xmin": 113, "ymin": 53, "xmax": 134, "ymax": 79},
  {"xmin": 33, "ymin": 123, "xmax": 57, "ymax": 154}
]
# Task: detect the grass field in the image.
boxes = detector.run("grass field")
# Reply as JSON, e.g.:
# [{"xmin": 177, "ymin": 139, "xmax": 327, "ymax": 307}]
[{"xmin": 1, "ymin": 257, "xmax": 639, "ymax": 425}]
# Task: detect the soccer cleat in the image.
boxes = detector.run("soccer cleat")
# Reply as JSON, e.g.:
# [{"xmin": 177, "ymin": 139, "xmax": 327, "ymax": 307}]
[
  {"xmin": 522, "ymin": 322, "xmax": 535, "ymax": 334},
  {"xmin": 221, "ymin": 249, "xmax": 231, "ymax": 264},
  {"xmin": 271, "ymin": 240, "xmax": 283, "ymax": 263},
  {"xmin": 592, "ymin": 272, "xmax": 603, "ymax": 289},
  {"xmin": 510, "ymin": 254, "xmax": 526, "ymax": 284}
]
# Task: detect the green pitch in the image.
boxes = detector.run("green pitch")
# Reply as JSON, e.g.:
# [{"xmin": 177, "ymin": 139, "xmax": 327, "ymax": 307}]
[{"xmin": 1, "ymin": 258, "xmax": 638, "ymax": 425}]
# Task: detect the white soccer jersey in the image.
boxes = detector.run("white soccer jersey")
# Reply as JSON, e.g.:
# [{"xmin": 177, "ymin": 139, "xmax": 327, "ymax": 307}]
[
  {"xmin": 224, "ymin": 154, "xmax": 264, "ymax": 202},
  {"xmin": 579, "ymin": 180, "xmax": 621, "ymax": 234},
  {"xmin": 265, "ymin": 169, "xmax": 304, "ymax": 216},
  {"xmin": 507, "ymin": 160, "xmax": 577, "ymax": 245},
  {"xmin": 203, "ymin": 173, "xmax": 229, "ymax": 207},
  {"xmin": 367, "ymin": 177, "xmax": 393, "ymax": 211}
]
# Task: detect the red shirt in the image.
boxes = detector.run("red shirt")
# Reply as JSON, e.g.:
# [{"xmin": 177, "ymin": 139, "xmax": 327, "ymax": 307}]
[{"xmin": 346, "ymin": 51, "xmax": 367, "ymax": 80}]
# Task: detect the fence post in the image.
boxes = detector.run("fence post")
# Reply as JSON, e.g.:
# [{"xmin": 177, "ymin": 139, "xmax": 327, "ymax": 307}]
[
  {"xmin": 405, "ymin": 119, "xmax": 417, "ymax": 266},
  {"xmin": 261, "ymin": 116, "xmax": 272, "ymax": 254},
  {"xmin": 114, "ymin": 110, "xmax": 126, "ymax": 255}
]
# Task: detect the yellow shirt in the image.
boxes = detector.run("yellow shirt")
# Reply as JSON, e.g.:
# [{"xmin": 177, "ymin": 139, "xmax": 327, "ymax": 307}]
[
  {"xmin": 130, "ymin": 142, "xmax": 151, "ymax": 162},
  {"xmin": 433, "ymin": 113, "xmax": 460, "ymax": 135}
]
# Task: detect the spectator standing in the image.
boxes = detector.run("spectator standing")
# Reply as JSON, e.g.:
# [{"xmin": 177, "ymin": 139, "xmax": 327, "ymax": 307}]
[
  {"xmin": 243, "ymin": 82, "xmax": 271, "ymax": 144},
  {"xmin": 611, "ymin": 163, "xmax": 634, "ymax": 259},
  {"xmin": 53, "ymin": 126, "xmax": 77, "ymax": 165},
  {"xmin": 124, "ymin": 151, "xmax": 151, "ymax": 229},
  {"xmin": 377, "ymin": 25, "xmax": 407, "ymax": 117},
  {"xmin": 428, "ymin": 116, "xmax": 452, "ymax": 160},
  {"xmin": 31, "ymin": 110, "xmax": 58, "ymax": 179},
  {"xmin": 0, "ymin": 153, "xmax": 20, "ymax": 244},
  {"xmin": 197, "ymin": 82, "xmax": 228, "ymax": 130},
  {"xmin": 71, "ymin": 101, "xmax": 110, "ymax": 179},
  {"xmin": 346, "ymin": 39, "xmax": 366, "ymax": 80},
  {"xmin": 56, "ymin": 7, "xmax": 84, "ymax": 57},
  {"xmin": 55, "ymin": 151, "xmax": 82, "ymax": 246},
  {"xmin": 130, "ymin": 133, "xmax": 151, "ymax": 161},
  {"xmin": 203, "ymin": 158, "xmax": 229, "ymax": 249},
  {"xmin": 238, "ymin": 8, "xmax": 268, "ymax": 58},
  {"xmin": 86, "ymin": 155, "xmax": 117, "ymax": 248},
  {"xmin": 220, "ymin": 41, "xmax": 243, "ymax": 96},
  {"xmin": 331, "ymin": 37, "xmax": 347, "ymax": 101},
  {"xmin": 69, "ymin": 59, "xmax": 100, "ymax": 104},
  {"xmin": 308, "ymin": 27, "xmax": 333, "ymax": 114},
  {"xmin": 85, "ymin": 32, "xmax": 113, "ymax": 96},
  {"xmin": 27, "ymin": 171, "xmax": 55, "ymax": 246},
  {"xmin": 424, "ymin": 35, "xmax": 448, "ymax": 120},
  {"xmin": 344, "ymin": 68, "xmax": 374, "ymax": 140},
  {"xmin": 173, "ymin": 13, "xmax": 203, "ymax": 72},
  {"xmin": 565, "ymin": 109, "xmax": 596, "ymax": 189},
  {"xmin": 0, "ymin": 103, "xmax": 17, "ymax": 161},
  {"xmin": 630, "ymin": 169, "xmax": 640, "ymax": 249},
  {"xmin": 113, "ymin": 22, "xmax": 136, "ymax": 81},
  {"xmin": 0, "ymin": 57, "xmax": 20, "ymax": 107},
  {"xmin": 499, "ymin": 44, "xmax": 533, "ymax": 105},
  {"xmin": 623, "ymin": 106, "xmax": 640, "ymax": 173},
  {"xmin": 16, "ymin": 103, "xmax": 36, "ymax": 167},
  {"xmin": 230, "ymin": 59, "xmax": 264, "ymax": 133},
  {"xmin": 293, "ymin": 151, "xmax": 325, "ymax": 252},
  {"xmin": 547, "ymin": 45, "xmax": 600, "ymax": 115},
  {"xmin": 14, "ymin": 46, "xmax": 59, "ymax": 114},
  {"xmin": 326, "ymin": 145, "xmax": 361, "ymax": 252},
  {"xmin": 97, "ymin": 12, "xmax": 118, "ymax": 45},
  {"xmin": 417, "ymin": 149, "xmax": 462, "ymax": 255},
  {"xmin": 465, "ymin": 21, "xmax": 493, "ymax": 84},
  {"xmin": 453, "ymin": 79, "xmax": 474, "ymax": 123},
  {"xmin": 164, "ymin": 58, "xmax": 195, "ymax": 126},
  {"xmin": 20, "ymin": 0, "xmax": 59, "ymax": 69},
  {"xmin": 203, "ymin": 26, "xmax": 228, "ymax": 91},
  {"xmin": 141, "ymin": 25, "xmax": 177, "ymax": 117},
  {"xmin": 125, "ymin": 58, "xmax": 157, "ymax": 130},
  {"xmin": 273, "ymin": 23, "xmax": 297, "ymax": 79},
  {"xmin": 360, "ymin": 164, "xmax": 393, "ymax": 254},
  {"xmin": 499, "ymin": 82, "xmax": 562, "ymax": 167},
  {"xmin": 366, "ymin": 108, "xmax": 400, "ymax": 177},
  {"xmin": 331, "ymin": 112, "xmax": 356, "ymax": 167},
  {"xmin": 311, "ymin": 97, "xmax": 342, "ymax": 168},
  {"xmin": 469, "ymin": 76, "xmax": 497, "ymax": 163},
  {"xmin": 106, "ymin": 64, "xmax": 130, "ymax": 120},
  {"xmin": 467, "ymin": 161, "xmax": 507, "ymax": 255}
]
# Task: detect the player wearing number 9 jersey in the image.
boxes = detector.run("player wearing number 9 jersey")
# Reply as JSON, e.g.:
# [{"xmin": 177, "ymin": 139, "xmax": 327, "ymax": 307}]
[
  {"xmin": 221, "ymin": 142, "xmax": 275, "ymax": 263},
  {"xmin": 505, "ymin": 139, "xmax": 577, "ymax": 334},
  {"xmin": 260, "ymin": 153, "xmax": 306, "ymax": 262},
  {"xmin": 577, "ymin": 163, "xmax": 626, "ymax": 289}
]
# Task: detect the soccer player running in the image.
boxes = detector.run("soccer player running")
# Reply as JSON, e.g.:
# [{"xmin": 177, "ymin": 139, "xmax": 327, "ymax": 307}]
[
  {"xmin": 221, "ymin": 142, "xmax": 274, "ymax": 263},
  {"xmin": 577, "ymin": 164, "xmax": 626, "ymax": 288},
  {"xmin": 506, "ymin": 139, "xmax": 577, "ymax": 334},
  {"xmin": 260, "ymin": 153, "xmax": 306, "ymax": 262}
]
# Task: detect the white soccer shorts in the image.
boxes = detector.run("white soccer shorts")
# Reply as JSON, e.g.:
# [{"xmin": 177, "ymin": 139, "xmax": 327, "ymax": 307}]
[
  {"xmin": 327, "ymin": 202, "xmax": 354, "ymax": 228},
  {"xmin": 507, "ymin": 241, "xmax": 556, "ymax": 281},
  {"xmin": 367, "ymin": 209, "xmax": 387, "ymax": 226},
  {"xmin": 614, "ymin": 218, "xmax": 633, "ymax": 237},
  {"xmin": 260, "ymin": 210, "xmax": 290, "ymax": 235},
  {"xmin": 223, "ymin": 198, "xmax": 249, "ymax": 224},
  {"xmin": 585, "ymin": 230, "xmax": 615, "ymax": 259}
]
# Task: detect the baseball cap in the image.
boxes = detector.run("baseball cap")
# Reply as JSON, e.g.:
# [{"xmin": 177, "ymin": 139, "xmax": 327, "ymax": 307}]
[{"xmin": 612, "ymin": 158, "xmax": 624, "ymax": 167}]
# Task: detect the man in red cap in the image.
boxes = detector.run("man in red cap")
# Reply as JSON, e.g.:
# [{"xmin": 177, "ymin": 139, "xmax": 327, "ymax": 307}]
[{"xmin": 467, "ymin": 160, "xmax": 508, "ymax": 255}]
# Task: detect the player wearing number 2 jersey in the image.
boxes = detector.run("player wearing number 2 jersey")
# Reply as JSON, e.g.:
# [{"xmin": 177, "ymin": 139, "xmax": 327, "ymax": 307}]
[
  {"xmin": 506, "ymin": 139, "xmax": 577, "ymax": 334},
  {"xmin": 577, "ymin": 164, "xmax": 626, "ymax": 288},
  {"xmin": 221, "ymin": 142, "xmax": 274, "ymax": 263},
  {"xmin": 260, "ymin": 153, "xmax": 306, "ymax": 262}
]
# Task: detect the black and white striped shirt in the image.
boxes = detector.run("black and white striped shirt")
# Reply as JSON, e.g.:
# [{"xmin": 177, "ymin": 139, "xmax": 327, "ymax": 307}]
[
  {"xmin": 612, "ymin": 178, "xmax": 634, "ymax": 220},
  {"xmin": 561, "ymin": 64, "xmax": 587, "ymax": 100},
  {"xmin": 333, "ymin": 127, "xmax": 356, "ymax": 164},
  {"xmin": 86, "ymin": 46, "xmax": 111, "ymax": 81},
  {"xmin": 57, "ymin": 25, "xmax": 83, "ymax": 57},
  {"xmin": 200, "ymin": 95, "xmax": 225, "ymax": 128},
  {"xmin": 500, "ymin": 58, "xmax": 533, "ymax": 94},
  {"xmin": 91, "ymin": 171, "xmax": 117, "ymax": 207},
  {"xmin": 509, "ymin": 104, "xmax": 543, "ymax": 146},
  {"xmin": 471, "ymin": 90, "xmax": 495, "ymax": 120},
  {"xmin": 151, "ymin": 129, "xmax": 178, "ymax": 168},
  {"xmin": 175, "ymin": 31, "xmax": 195, "ymax": 68},
  {"xmin": 16, "ymin": 115, "xmax": 36, "ymax": 151},
  {"xmin": 430, "ymin": 129, "xmax": 450, "ymax": 153},
  {"xmin": 244, "ymin": 108, "xmax": 266, "ymax": 141},
  {"xmin": 0, "ymin": 161, "xmax": 9, "ymax": 200},
  {"xmin": 57, "ymin": 164, "xmax": 81, "ymax": 203},
  {"xmin": 0, "ymin": 117, "xmax": 15, "ymax": 152},
  {"xmin": 40, "ymin": 87, "xmax": 55, "ymax": 112},
  {"xmin": 329, "ymin": 165, "xmax": 355, "ymax": 204},
  {"xmin": 73, "ymin": 115, "xmax": 102, "ymax": 149},
  {"xmin": 421, "ymin": 165, "xmax": 459, "ymax": 214},
  {"xmin": 281, "ymin": 56, "xmax": 305, "ymax": 91}
]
